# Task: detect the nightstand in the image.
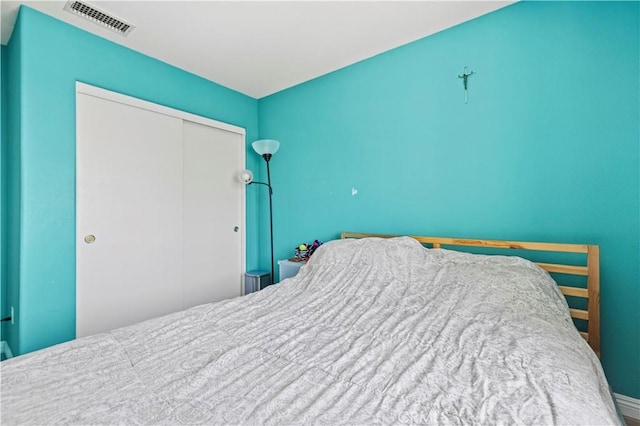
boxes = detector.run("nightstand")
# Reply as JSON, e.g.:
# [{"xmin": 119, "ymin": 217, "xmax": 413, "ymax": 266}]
[{"xmin": 278, "ymin": 259, "xmax": 305, "ymax": 281}]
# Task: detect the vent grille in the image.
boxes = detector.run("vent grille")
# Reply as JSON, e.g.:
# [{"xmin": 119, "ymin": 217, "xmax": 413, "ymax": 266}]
[{"xmin": 64, "ymin": 1, "xmax": 134, "ymax": 36}]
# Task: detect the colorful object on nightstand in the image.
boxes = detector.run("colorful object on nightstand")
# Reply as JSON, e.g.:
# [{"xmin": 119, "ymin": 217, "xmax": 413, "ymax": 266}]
[{"xmin": 293, "ymin": 240, "xmax": 323, "ymax": 261}]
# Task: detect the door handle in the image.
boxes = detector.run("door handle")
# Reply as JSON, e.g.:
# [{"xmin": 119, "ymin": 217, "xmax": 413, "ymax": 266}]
[{"xmin": 84, "ymin": 235, "xmax": 96, "ymax": 244}]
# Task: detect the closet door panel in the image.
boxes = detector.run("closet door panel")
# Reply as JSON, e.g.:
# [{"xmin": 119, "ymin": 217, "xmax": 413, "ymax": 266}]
[
  {"xmin": 183, "ymin": 121, "xmax": 243, "ymax": 308},
  {"xmin": 77, "ymin": 94, "xmax": 184, "ymax": 338}
]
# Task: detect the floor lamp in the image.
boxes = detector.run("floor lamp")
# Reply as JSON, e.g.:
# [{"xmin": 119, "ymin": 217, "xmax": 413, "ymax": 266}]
[{"xmin": 239, "ymin": 139, "xmax": 280, "ymax": 284}]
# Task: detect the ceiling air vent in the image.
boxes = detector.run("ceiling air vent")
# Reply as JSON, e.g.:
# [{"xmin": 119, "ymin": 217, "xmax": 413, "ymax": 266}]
[{"xmin": 63, "ymin": 0, "xmax": 135, "ymax": 37}]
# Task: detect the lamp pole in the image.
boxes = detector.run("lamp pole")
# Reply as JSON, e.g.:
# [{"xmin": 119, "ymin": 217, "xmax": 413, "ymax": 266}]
[
  {"xmin": 243, "ymin": 139, "xmax": 280, "ymax": 286},
  {"xmin": 263, "ymin": 153, "xmax": 274, "ymax": 284}
]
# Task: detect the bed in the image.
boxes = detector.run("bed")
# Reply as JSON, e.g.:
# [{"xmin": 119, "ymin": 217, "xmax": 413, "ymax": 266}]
[{"xmin": 0, "ymin": 233, "xmax": 620, "ymax": 425}]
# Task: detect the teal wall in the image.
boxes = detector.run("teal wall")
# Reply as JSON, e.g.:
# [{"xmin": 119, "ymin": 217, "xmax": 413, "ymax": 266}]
[
  {"xmin": 259, "ymin": 1, "xmax": 639, "ymax": 398},
  {"xmin": 1, "ymin": 45, "xmax": 7, "ymax": 342},
  {"xmin": 4, "ymin": 6, "xmax": 261, "ymax": 355},
  {"xmin": 4, "ymin": 17, "xmax": 22, "ymax": 356}
]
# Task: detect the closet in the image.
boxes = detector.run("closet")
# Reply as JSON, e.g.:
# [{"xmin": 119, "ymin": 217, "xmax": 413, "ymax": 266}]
[{"xmin": 75, "ymin": 83, "xmax": 245, "ymax": 338}]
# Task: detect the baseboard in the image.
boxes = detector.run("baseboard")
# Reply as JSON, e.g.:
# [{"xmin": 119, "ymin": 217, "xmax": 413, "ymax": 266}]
[
  {"xmin": 616, "ymin": 393, "xmax": 640, "ymax": 420},
  {"xmin": 0, "ymin": 341, "xmax": 13, "ymax": 359}
]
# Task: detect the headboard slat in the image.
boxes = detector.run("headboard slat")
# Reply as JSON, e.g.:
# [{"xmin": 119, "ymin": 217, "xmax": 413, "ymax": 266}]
[
  {"xmin": 536, "ymin": 263, "xmax": 588, "ymax": 276},
  {"xmin": 570, "ymin": 308, "xmax": 589, "ymax": 321},
  {"xmin": 558, "ymin": 286, "xmax": 589, "ymax": 298}
]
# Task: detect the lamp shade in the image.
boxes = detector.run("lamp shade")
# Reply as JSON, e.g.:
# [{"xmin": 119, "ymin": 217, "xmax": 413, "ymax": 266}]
[
  {"xmin": 238, "ymin": 169, "xmax": 254, "ymax": 184},
  {"xmin": 252, "ymin": 139, "xmax": 280, "ymax": 156}
]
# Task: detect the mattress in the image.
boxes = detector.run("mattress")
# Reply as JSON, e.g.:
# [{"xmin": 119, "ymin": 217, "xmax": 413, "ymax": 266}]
[{"xmin": 0, "ymin": 237, "xmax": 620, "ymax": 425}]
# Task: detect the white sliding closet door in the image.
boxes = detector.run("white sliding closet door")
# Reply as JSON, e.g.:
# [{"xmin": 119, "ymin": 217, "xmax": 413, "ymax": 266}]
[
  {"xmin": 76, "ymin": 84, "xmax": 245, "ymax": 338},
  {"xmin": 77, "ymin": 94, "xmax": 184, "ymax": 337},
  {"xmin": 183, "ymin": 121, "xmax": 243, "ymax": 308}
]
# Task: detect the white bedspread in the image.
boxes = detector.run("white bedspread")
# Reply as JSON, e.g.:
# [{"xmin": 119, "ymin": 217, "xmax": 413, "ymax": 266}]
[{"xmin": 1, "ymin": 237, "xmax": 620, "ymax": 425}]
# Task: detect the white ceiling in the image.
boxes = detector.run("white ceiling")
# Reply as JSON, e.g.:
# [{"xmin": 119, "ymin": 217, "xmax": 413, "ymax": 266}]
[{"xmin": 1, "ymin": 1, "xmax": 512, "ymax": 98}]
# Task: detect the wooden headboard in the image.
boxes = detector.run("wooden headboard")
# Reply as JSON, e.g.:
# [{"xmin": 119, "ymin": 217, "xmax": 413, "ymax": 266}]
[{"xmin": 340, "ymin": 232, "xmax": 601, "ymax": 357}]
